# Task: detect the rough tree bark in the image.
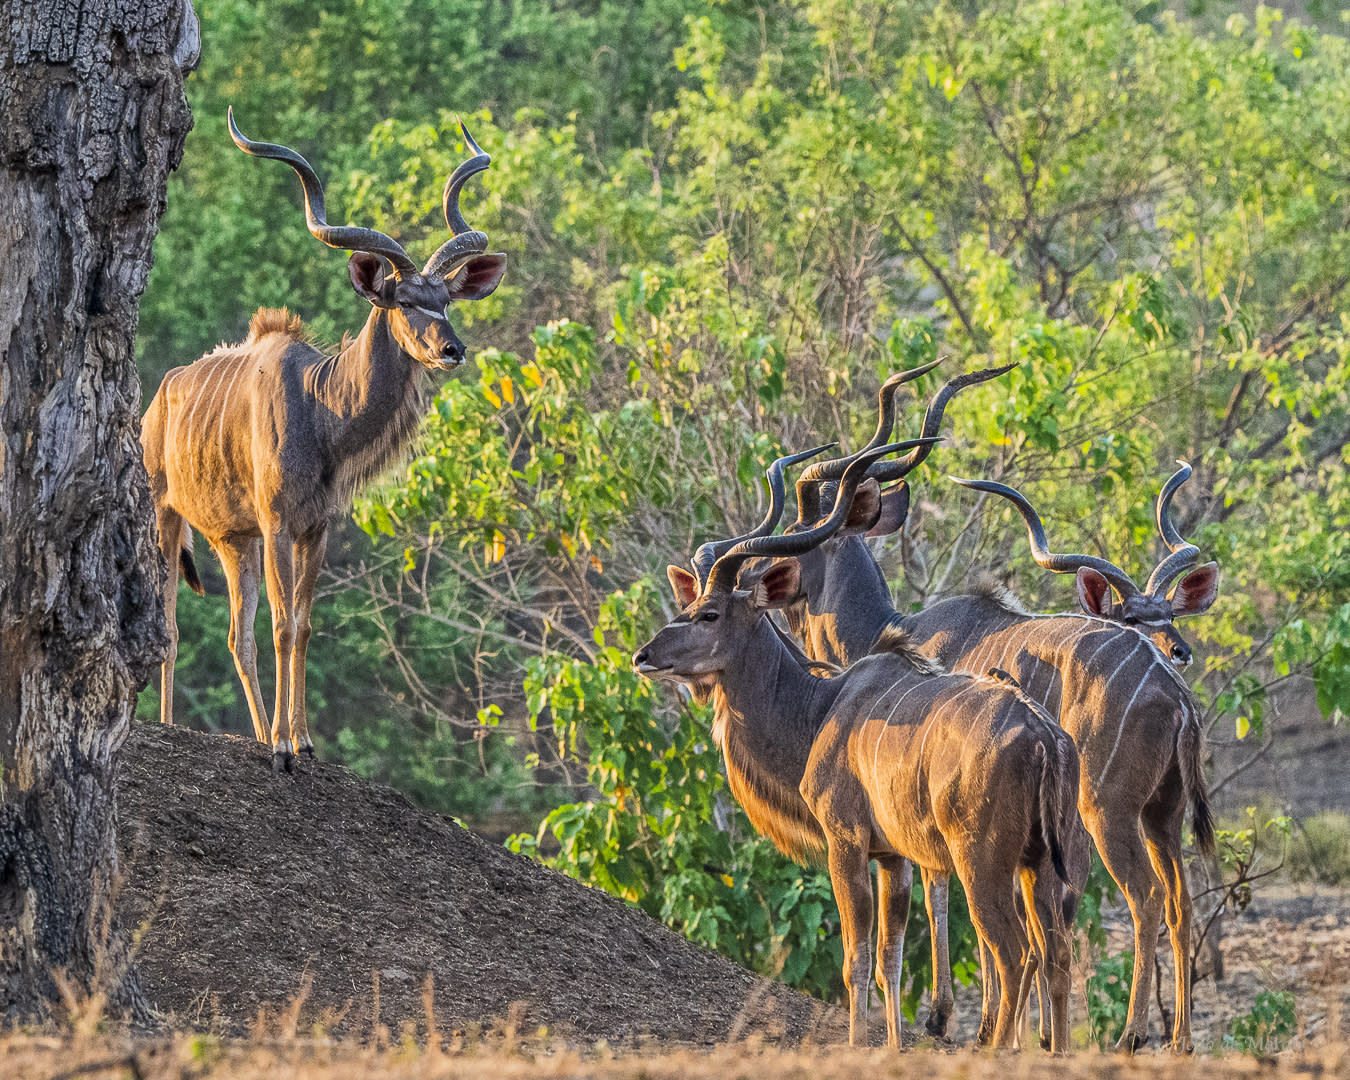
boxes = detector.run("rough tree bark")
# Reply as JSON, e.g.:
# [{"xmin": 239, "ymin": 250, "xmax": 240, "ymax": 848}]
[{"xmin": 0, "ymin": 0, "xmax": 196, "ymax": 1020}]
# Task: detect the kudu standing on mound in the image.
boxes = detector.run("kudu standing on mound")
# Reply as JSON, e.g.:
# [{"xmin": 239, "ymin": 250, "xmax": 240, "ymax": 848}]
[
  {"xmin": 781, "ymin": 378, "xmax": 1215, "ymax": 1052},
  {"xmin": 951, "ymin": 462, "xmax": 1219, "ymax": 667},
  {"xmin": 142, "ymin": 110, "xmax": 506, "ymax": 772},
  {"xmin": 636, "ymin": 445, "xmax": 1081, "ymax": 1051}
]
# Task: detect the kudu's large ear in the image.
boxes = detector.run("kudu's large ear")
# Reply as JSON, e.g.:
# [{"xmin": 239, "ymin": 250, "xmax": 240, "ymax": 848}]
[
  {"xmin": 446, "ymin": 253, "xmax": 507, "ymax": 302},
  {"xmin": 1168, "ymin": 561, "xmax": 1219, "ymax": 617},
  {"xmin": 750, "ymin": 559, "xmax": 802, "ymax": 611},
  {"xmin": 866, "ymin": 483, "xmax": 911, "ymax": 538},
  {"xmin": 1076, "ymin": 566, "xmax": 1116, "ymax": 618},
  {"xmin": 839, "ymin": 477, "xmax": 884, "ymax": 535},
  {"xmin": 348, "ymin": 252, "xmax": 398, "ymax": 308},
  {"xmin": 667, "ymin": 565, "xmax": 700, "ymax": 610}
]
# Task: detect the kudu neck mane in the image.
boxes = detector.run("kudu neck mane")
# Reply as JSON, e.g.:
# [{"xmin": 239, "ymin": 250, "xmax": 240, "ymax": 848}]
[
  {"xmin": 305, "ymin": 308, "xmax": 432, "ymax": 503},
  {"xmin": 706, "ymin": 616, "xmax": 844, "ymax": 864}
]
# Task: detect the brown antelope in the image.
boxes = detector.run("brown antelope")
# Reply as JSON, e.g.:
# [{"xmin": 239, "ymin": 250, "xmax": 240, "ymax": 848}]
[
  {"xmin": 142, "ymin": 110, "xmax": 506, "ymax": 772},
  {"xmin": 951, "ymin": 463, "xmax": 1219, "ymax": 667},
  {"xmin": 635, "ymin": 444, "xmax": 1081, "ymax": 1051},
  {"xmin": 782, "ymin": 382, "xmax": 1215, "ymax": 1052}
]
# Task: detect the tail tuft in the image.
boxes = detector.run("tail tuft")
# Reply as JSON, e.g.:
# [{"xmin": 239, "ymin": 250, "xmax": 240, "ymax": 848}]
[{"xmin": 180, "ymin": 548, "xmax": 205, "ymax": 595}]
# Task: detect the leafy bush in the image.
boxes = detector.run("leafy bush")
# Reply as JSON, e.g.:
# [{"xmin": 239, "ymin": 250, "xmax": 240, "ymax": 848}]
[
  {"xmin": 506, "ymin": 584, "xmax": 844, "ymax": 998},
  {"xmin": 1085, "ymin": 950, "xmax": 1133, "ymax": 1049},
  {"xmin": 1227, "ymin": 991, "xmax": 1297, "ymax": 1054}
]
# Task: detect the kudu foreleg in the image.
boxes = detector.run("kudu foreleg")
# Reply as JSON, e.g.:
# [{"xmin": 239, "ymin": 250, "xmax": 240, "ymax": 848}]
[
  {"xmin": 288, "ymin": 526, "xmax": 328, "ymax": 759},
  {"xmin": 826, "ymin": 831, "xmax": 875, "ymax": 1047},
  {"xmin": 263, "ymin": 527, "xmax": 299, "ymax": 773},
  {"xmin": 874, "ymin": 855, "xmax": 913, "ymax": 1049}
]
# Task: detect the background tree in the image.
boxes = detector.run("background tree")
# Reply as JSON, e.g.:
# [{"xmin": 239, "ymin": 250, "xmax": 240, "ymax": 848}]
[{"xmin": 0, "ymin": 0, "xmax": 195, "ymax": 1019}]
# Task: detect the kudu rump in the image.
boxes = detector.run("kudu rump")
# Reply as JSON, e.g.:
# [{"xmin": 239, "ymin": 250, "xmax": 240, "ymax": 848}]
[
  {"xmin": 783, "ymin": 367, "xmax": 1215, "ymax": 1051},
  {"xmin": 142, "ymin": 111, "xmax": 506, "ymax": 772},
  {"xmin": 634, "ymin": 446, "xmax": 1081, "ymax": 1051}
]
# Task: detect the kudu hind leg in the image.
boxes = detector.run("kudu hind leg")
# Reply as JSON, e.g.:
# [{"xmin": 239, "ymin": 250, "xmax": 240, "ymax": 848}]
[
  {"xmin": 1088, "ymin": 811, "xmax": 1165, "ymax": 1052},
  {"xmin": 156, "ymin": 508, "xmax": 184, "ymax": 726},
  {"xmin": 1142, "ymin": 796, "xmax": 1194, "ymax": 1052},
  {"xmin": 218, "ymin": 539, "xmax": 270, "ymax": 744},
  {"xmin": 874, "ymin": 855, "xmax": 913, "ymax": 1048},
  {"xmin": 921, "ymin": 870, "xmax": 955, "ymax": 1038},
  {"xmin": 288, "ymin": 525, "xmax": 328, "ymax": 759},
  {"xmin": 959, "ymin": 860, "xmax": 1026, "ymax": 1050}
]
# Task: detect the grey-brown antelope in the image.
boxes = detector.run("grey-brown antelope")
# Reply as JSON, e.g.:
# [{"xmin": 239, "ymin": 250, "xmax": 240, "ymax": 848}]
[
  {"xmin": 782, "ymin": 376, "xmax": 1215, "ymax": 1052},
  {"xmin": 950, "ymin": 462, "xmax": 1219, "ymax": 667},
  {"xmin": 635, "ymin": 445, "xmax": 1081, "ymax": 1051},
  {"xmin": 142, "ymin": 110, "xmax": 506, "ymax": 772}
]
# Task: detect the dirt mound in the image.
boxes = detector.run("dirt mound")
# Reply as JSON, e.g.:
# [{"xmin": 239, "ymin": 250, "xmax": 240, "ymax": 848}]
[{"xmin": 116, "ymin": 723, "xmax": 838, "ymax": 1045}]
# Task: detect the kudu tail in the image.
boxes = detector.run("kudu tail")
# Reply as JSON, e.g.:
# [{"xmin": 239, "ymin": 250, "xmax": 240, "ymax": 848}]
[
  {"xmin": 1179, "ymin": 710, "xmax": 1215, "ymax": 855},
  {"xmin": 991, "ymin": 667, "xmax": 1071, "ymax": 885},
  {"xmin": 1035, "ymin": 740, "xmax": 1070, "ymax": 885},
  {"xmin": 179, "ymin": 523, "xmax": 205, "ymax": 596}
]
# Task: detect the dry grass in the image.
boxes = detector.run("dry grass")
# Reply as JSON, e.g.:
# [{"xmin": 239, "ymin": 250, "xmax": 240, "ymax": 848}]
[{"xmin": 5, "ymin": 1030, "xmax": 1350, "ymax": 1080}]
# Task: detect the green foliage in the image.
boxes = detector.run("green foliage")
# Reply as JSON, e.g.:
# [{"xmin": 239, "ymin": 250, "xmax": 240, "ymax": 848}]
[
  {"xmin": 1085, "ymin": 950, "xmax": 1133, "ymax": 1049},
  {"xmin": 1227, "ymin": 990, "xmax": 1297, "ymax": 1054},
  {"xmin": 505, "ymin": 584, "xmax": 845, "ymax": 998},
  {"xmin": 1286, "ymin": 811, "xmax": 1350, "ymax": 885}
]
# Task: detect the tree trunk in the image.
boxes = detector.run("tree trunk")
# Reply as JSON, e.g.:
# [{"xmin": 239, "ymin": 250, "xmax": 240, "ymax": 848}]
[{"xmin": 0, "ymin": 0, "xmax": 195, "ymax": 1021}]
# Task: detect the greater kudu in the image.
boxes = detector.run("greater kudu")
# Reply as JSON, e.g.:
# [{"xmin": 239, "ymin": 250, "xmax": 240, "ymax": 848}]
[
  {"xmin": 951, "ymin": 463, "xmax": 1220, "ymax": 666},
  {"xmin": 783, "ymin": 383, "xmax": 1215, "ymax": 1052},
  {"xmin": 142, "ymin": 111, "xmax": 506, "ymax": 772},
  {"xmin": 635, "ymin": 446, "xmax": 1080, "ymax": 1051}
]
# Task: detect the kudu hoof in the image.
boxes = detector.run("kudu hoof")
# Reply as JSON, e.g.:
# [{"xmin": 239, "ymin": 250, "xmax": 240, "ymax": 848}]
[
  {"xmin": 924, "ymin": 1009, "xmax": 950, "ymax": 1038},
  {"xmin": 272, "ymin": 750, "xmax": 296, "ymax": 775},
  {"xmin": 1114, "ymin": 1031, "xmax": 1145, "ymax": 1054},
  {"xmin": 299, "ymin": 745, "xmax": 316, "ymax": 760}
]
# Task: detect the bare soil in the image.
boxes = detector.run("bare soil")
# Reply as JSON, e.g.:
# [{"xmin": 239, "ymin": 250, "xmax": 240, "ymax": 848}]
[{"xmin": 116, "ymin": 723, "xmax": 841, "ymax": 1046}]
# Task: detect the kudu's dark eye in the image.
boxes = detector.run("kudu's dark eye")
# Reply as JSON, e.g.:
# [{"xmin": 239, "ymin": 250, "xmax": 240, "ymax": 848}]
[{"xmin": 700, "ymin": 610, "xmax": 719, "ymax": 623}]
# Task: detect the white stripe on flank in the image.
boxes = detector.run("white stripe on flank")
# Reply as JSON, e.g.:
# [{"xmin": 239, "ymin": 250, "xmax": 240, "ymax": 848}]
[
  {"xmin": 870, "ymin": 675, "xmax": 933, "ymax": 779},
  {"xmin": 1096, "ymin": 656, "xmax": 1154, "ymax": 786},
  {"xmin": 1081, "ymin": 629, "xmax": 1131, "ymax": 669},
  {"xmin": 215, "ymin": 356, "xmax": 250, "ymax": 460},
  {"xmin": 991, "ymin": 634, "xmax": 1017, "ymax": 680},
  {"xmin": 961, "ymin": 632, "xmax": 999, "ymax": 679},
  {"xmin": 181, "ymin": 361, "xmax": 232, "ymax": 476},
  {"xmin": 918, "ymin": 679, "xmax": 982, "ymax": 762}
]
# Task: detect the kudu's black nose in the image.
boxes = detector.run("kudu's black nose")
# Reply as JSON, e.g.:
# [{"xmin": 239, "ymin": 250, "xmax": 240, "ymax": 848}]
[
  {"xmin": 442, "ymin": 341, "xmax": 465, "ymax": 361},
  {"xmin": 633, "ymin": 648, "xmax": 649, "ymax": 668}
]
